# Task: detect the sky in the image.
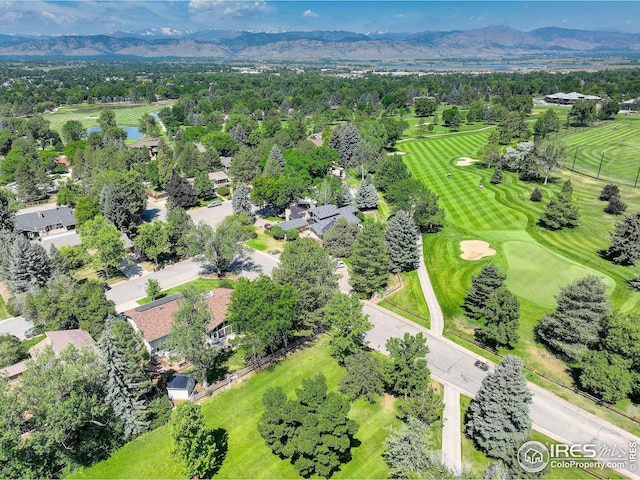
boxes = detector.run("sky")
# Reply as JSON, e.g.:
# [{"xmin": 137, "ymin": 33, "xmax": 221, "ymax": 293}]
[{"xmin": 0, "ymin": 1, "xmax": 639, "ymax": 37}]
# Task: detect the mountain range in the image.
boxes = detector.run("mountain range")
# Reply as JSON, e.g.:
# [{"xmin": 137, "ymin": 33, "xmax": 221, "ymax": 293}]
[{"xmin": 0, "ymin": 26, "xmax": 639, "ymax": 60}]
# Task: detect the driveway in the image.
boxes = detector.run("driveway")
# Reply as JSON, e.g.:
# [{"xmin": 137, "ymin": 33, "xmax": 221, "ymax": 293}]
[
  {"xmin": 187, "ymin": 200, "xmax": 233, "ymax": 228},
  {"xmin": 0, "ymin": 316, "xmax": 33, "ymax": 340},
  {"xmin": 141, "ymin": 198, "xmax": 168, "ymax": 222}
]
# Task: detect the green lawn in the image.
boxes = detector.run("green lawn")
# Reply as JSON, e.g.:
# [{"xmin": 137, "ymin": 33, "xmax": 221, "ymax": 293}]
[
  {"xmin": 69, "ymin": 335, "xmax": 400, "ymax": 479},
  {"xmin": 401, "ymin": 126, "xmax": 640, "ymax": 391},
  {"xmin": 45, "ymin": 101, "xmax": 173, "ymax": 133},
  {"xmin": 136, "ymin": 278, "xmax": 235, "ymax": 305},
  {"xmin": 380, "ymin": 270, "xmax": 430, "ymax": 329},
  {"xmin": 246, "ymin": 231, "xmax": 284, "ymax": 252},
  {"xmin": 0, "ymin": 295, "xmax": 9, "ymax": 320}
]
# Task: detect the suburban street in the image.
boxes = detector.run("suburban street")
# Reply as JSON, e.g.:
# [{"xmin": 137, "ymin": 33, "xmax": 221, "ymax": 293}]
[{"xmin": 0, "ymin": 316, "xmax": 31, "ymax": 340}]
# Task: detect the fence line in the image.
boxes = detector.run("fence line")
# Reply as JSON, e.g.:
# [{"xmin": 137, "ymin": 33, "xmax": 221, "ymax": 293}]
[
  {"xmin": 383, "ymin": 299, "xmax": 429, "ymax": 323},
  {"xmin": 382, "ymin": 274, "xmax": 403, "ymax": 297},
  {"xmin": 444, "ymin": 329, "xmax": 640, "ymax": 426},
  {"xmin": 190, "ymin": 334, "xmax": 314, "ymax": 401}
]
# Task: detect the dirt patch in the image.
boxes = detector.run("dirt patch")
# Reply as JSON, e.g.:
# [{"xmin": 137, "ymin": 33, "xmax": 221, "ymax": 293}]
[
  {"xmin": 456, "ymin": 156, "xmax": 480, "ymax": 166},
  {"xmin": 380, "ymin": 393, "xmax": 396, "ymax": 412},
  {"xmin": 387, "ymin": 151, "xmax": 408, "ymax": 155},
  {"xmin": 0, "ymin": 281, "xmax": 10, "ymax": 303},
  {"xmin": 460, "ymin": 240, "xmax": 496, "ymax": 261}
]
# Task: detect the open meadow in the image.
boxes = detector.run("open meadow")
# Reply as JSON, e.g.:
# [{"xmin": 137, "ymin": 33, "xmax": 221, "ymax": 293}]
[
  {"xmin": 400, "ymin": 116, "xmax": 640, "ymax": 387},
  {"xmin": 68, "ymin": 335, "xmax": 401, "ymax": 480}
]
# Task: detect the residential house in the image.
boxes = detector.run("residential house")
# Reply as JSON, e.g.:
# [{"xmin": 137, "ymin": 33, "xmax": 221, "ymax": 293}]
[
  {"xmin": 208, "ymin": 171, "xmax": 230, "ymax": 189},
  {"xmin": 122, "ymin": 289, "xmax": 233, "ymax": 355},
  {"xmin": 128, "ymin": 137, "xmax": 160, "ymax": 160},
  {"xmin": 306, "ymin": 204, "xmax": 361, "ymax": 237},
  {"xmin": 167, "ymin": 373, "xmax": 196, "ymax": 400},
  {"xmin": 220, "ymin": 156, "xmax": 232, "ymax": 171},
  {"xmin": 15, "ymin": 206, "xmax": 76, "ymax": 239}
]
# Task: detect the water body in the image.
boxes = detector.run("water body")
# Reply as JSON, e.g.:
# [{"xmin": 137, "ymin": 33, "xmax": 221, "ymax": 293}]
[
  {"xmin": 85, "ymin": 126, "xmax": 144, "ymax": 139},
  {"xmin": 375, "ymin": 63, "xmax": 596, "ymax": 70}
]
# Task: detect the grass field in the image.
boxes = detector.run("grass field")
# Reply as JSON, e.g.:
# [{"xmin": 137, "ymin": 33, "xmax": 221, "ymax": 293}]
[
  {"xmin": 136, "ymin": 278, "xmax": 235, "ymax": 305},
  {"xmin": 0, "ymin": 295, "xmax": 9, "ymax": 320},
  {"xmin": 44, "ymin": 101, "xmax": 173, "ymax": 133},
  {"xmin": 68, "ymin": 335, "xmax": 400, "ymax": 479},
  {"xmin": 400, "ymin": 123, "xmax": 640, "ymax": 386},
  {"xmin": 379, "ymin": 271, "xmax": 430, "ymax": 329}
]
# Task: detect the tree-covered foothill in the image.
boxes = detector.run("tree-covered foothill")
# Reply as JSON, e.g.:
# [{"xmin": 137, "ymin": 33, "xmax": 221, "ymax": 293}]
[
  {"xmin": 349, "ymin": 221, "xmax": 390, "ymax": 297},
  {"xmin": 535, "ymin": 275, "xmax": 609, "ymax": 361},
  {"xmin": 272, "ymin": 238, "xmax": 338, "ymax": 331},
  {"xmin": 227, "ymin": 275, "xmax": 298, "ymax": 362},
  {"xmin": 463, "ymin": 264, "xmax": 506, "ymax": 319},
  {"xmin": 465, "ymin": 355, "xmax": 532, "ymax": 469},
  {"xmin": 170, "ymin": 401, "xmax": 226, "ymax": 479},
  {"xmin": 606, "ymin": 211, "xmax": 640, "ymax": 265},
  {"xmin": 258, "ymin": 373, "xmax": 359, "ymax": 478},
  {"xmin": 385, "ymin": 210, "xmax": 419, "ymax": 273}
]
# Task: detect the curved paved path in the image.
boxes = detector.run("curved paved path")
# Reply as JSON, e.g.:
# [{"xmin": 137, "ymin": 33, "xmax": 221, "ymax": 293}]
[
  {"xmin": 442, "ymin": 386, "xmax": 463, "ymax": 474},
  {"xmin": 416, "ymin": 237, "xmax": 444, "ymax": 336}
]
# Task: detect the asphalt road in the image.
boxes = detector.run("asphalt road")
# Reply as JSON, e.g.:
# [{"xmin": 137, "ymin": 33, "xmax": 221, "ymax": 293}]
[
  {"xmin": 187, "ymin": 200, "xmax": 233, "ymax": 228},
  {"xmin": 107, "ymin": 250, "xmax": 278, "ymax": 311},
  {"xmin": 364, "ymin": 302, "xmax": 640, "ymax": 479},
  {"xmin": 0, "ymin": 316, "xmax": 32, "ymax": 340}
]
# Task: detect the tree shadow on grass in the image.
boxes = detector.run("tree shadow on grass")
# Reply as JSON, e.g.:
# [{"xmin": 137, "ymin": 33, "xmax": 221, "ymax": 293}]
[{"xmin": 208, "ymin": 428, "xmax": 229, "ymax": 477}]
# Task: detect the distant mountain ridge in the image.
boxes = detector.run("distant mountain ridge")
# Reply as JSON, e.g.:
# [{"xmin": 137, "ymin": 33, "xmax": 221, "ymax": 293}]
[{"xmin": 0, "ymin": 26, "xmax": 638, "ymax": 59}]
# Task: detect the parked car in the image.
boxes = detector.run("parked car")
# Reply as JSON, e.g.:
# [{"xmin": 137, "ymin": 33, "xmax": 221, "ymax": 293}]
[
  {"xmin": 474, "ymin": 360, "xmax": 489, "ymax": 371},
  {"xmin": 101, "ymin": 282, "xmax": 111, "ymax": 291},
  {"xmin": 335, "ymin": 260, "xmax": 345, "ymax": 268},
  {"xmin": 24, "ymin": 327, "xmax": 36, "ymax": 338},
  {"xmin": 207, "ymin": 200, "xmax": 223, "ymax": 208},
  {"xmin": 264, "ymin": 223, "xmax": 272, "ymax": 230}
]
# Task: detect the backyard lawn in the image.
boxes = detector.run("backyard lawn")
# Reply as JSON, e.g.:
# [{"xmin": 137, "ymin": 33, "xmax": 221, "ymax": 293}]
[
  {"xmin": 136, "ymin": 277, "xmax": 235, "ymax": 305},
  {"xmin": 68, "ymin": 335, "xmax": 401, "ymax": 479}
]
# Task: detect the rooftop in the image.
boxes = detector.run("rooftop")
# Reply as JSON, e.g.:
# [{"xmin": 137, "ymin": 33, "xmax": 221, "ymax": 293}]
[
  {"xmin": 29, "ymin": 329, "xmax": 97, "ymax": 357},
  {"xmin": 208, "ymin": 171, "xmax": 229, "ymax": 181},
  {"xmin": 277, "ymin": 218, "xmax": 309, "ymax": 232},
  {"xmin": 167, "ymin": 373, "xmax": 193, "ymax": 390},
  {"xmin": 129, "ymin": 137, "xmax": 159, "ymax": 149},
  {"xmin": 123, "ymin": 289, "xmax": 233, "ymax": 344},
  {"xmin": 16, "ymin": 206, "xmax": 76, "ymax": 233}
]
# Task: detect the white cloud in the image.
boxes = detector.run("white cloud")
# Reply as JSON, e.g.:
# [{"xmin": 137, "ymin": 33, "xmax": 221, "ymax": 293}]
[
  {"xmin": 562, "ymin": 19, "xmax": 568, "ymax": 24},
  {"xmin": 303, "ymin": 9, "xmax": 318, "ymax": 18},
  {"xmin": 189, "ymin": 0, "xmax": 266, "ymax": 17}
]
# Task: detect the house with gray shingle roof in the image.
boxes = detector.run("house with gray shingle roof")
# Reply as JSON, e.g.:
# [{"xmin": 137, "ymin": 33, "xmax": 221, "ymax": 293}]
[
  {"xmin": 306, "ymin": 204, "xmax": 361, "ymax": 238},
  {"xmin": 15, "ymin": 206, "xmax": 76, "ymax": 239}
]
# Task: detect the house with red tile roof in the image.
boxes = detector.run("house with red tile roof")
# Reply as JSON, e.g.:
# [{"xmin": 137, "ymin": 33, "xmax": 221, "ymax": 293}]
[{"xmin": 122, "ymin": 288, "xmax": 233, "ymax": 355}]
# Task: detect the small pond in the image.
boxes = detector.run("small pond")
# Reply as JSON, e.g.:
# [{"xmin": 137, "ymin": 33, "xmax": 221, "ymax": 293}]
[{"xmin": 85, "ymin": 126, "xmax": 144, "ymax": 139}]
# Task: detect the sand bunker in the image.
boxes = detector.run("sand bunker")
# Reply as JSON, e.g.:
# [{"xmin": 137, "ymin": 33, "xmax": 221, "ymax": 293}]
[
  {"xmin": 460, "ymin": 240, "xmax": 496, "ymax": 261},
  {"xmin": 456, "ymin": 157, "xmax": 480, "ymax": 166},
  {"xmin": 387, "ymin": 151, "xmax": 408, "ymax": 155}
]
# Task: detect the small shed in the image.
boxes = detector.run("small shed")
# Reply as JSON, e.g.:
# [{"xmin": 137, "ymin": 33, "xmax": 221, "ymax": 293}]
[{"xmin": 167, "ymin": 373, "xmax": 195, "ymax": 401}]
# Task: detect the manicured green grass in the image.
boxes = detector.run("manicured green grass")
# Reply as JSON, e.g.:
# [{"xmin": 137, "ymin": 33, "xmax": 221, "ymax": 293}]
[
  {"xmin": 45, "ymin": 101, "xmax": 173, "ymax": 133},
  {"xmin": 380, "ymin": 271, "xmax": 430, "ymax": 329},
  {"xmin": 0, "ymin": 295, "xmax": 9, "ymax": 320},
  {"xmin": 136, "ymin": 278, "xmax": 235, "ymax": 305},
  {"xmin": 22, "ymin": 334, "xmax": 46, "ymax": 350},
  {"xmin": 401, "ymin": 126, "xmax": 640, "ymax": 395},
  {"xmin": 69, "ymin": 336, "xmax": 400, "ymax": 479},
  {"xmin": 246, "ymin": 232, "xmax": 283, "ymax": 252}
]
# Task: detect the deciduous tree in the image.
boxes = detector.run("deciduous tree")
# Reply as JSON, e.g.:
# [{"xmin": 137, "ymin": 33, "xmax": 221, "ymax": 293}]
[
  {"xmin": 322, "ymin": 216, "xmax": 359, "ymax": 258},
  {"xmin": 322, "ymin": 293, "xmax": 372, "ymax": 363},
  {"xmin": 386, "ymin": 332, "xmax": 430, "ymax": 400},
  {"xmin": 339, "ymin": 351, "xmax": 385, "ymax": 404},
  {"xmin": 79, "ymin": 214, "xmax": 125, "ymax": 277},
  {"xmin": 166, "ymin": 174, "xmax": 198, "ymax": 209},
  {"xmin": 134, "ymin": 221, "xmax": 170, "ymax": 266}
]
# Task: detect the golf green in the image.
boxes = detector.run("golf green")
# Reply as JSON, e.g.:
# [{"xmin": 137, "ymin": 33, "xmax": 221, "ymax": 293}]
[{"xmin": 503, "ymin": 240, "xmax": 615, "ymax": 308}]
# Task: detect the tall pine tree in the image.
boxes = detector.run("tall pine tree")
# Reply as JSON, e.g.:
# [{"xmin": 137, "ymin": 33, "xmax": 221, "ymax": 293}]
[
  {"xmin": 99, "ymin": 316, "xmax": 149, "ymax": 440},
  {"xmin": 8, "ymin": 235, "xmax": 51, "ymax": 294},
  {"xmin": 463, "ymin": 264, "xmax": 506, "ymax": 319},
  {"xmin": 350, "ymin": 222, "xmax": 389, "ymax": 297},
  {"xmin": 606, "ymin": 211, "xmax": 640, "ymax": 265},
  {"xmin": 539, "ymin": 180, "xmax": 579, "ymax": 230},
  {"xmin": 475, "ymin": 287, "xmax": 520, "ymax": 348},
  {"xmin": 385, "ymin": 210, "xmax": 419, "ymax": 273},
  {"xmin": 263, "ymin": 144, "xmax": 286, "ymax": 177},
  {"xmin": 465, "ymin": 355, "xmax": 532, "ymax": 466},
  {"xmin": 355, "ymin": 180, "xmax": 378, "ymax": 210},
  {"xmin": 232, "ymin": 182, "xmax": 253, "ymax": 217}
]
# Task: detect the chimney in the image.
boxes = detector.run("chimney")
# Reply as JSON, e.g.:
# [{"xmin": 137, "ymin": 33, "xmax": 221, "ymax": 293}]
[{"xmin": 37, "ymin": 211, "xmax": 44, "ymax": 218}]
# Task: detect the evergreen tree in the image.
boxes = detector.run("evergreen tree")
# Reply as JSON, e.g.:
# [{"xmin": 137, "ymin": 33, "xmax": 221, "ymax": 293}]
[
  {"xmin": 99, "ymin": 316, "xmax": 149, "ymax": 440},
  {"xmin": 322, "ymin": 292, "xmax": 372, "ymax": 363},
  {"xmin": 166, "ymin": 174, "xmax": 198, "ymax": 209},
  {"xmin": 322, "ymin": 216, "xmax": 359, "ymax": 258},
  {"xmin": 374, "ymin": 154, "xmax": 411, "ymax": 192},
  {"xmin": 530, "ymin": 187, "xmax": 543, "ymax": 202},
  {"xmin": 606, "ymin": 211, "xmax": 640, "ymax": 265},
  {"xmin": 231, "ymin": 182, "xmax": 253, "ymax": 217},
  {"xmin": 383, "ymin": 416, "xmax": 452, "ymax": 479},
  {"xmin": 166, "ymin": 205, "xmax": 194, "ymax": 258},
  {"xmin": 397, "ymin": 387, "xmax": 444, "ymax": 427},
  {"xmin": 8, "ymin": 235, "xmax": 51, "ymax": 294},
  {"xmin": 535, "ymin": 275, "xmax": 609, "ymax": 360},
  {"xmin": 476, "ymin": 287, "xmax": 520, "ymax": 348},
  {"xmin": 263, "ymin": 144, "xmax": 286, "ymax": 176},
  {"xmin": 386, "ymin": 332, "xmax": 430, "ymax": 400},
  {"xmin": 193, "ymin": 171, "xmax": 215, "ymax": 199},
  {"xmin": 0, "ymin": 188, "xmax": 16, "ymax": 231},
  {"xmin": 578, "ymin": 350, "xmax": 632, "ymax": 403},
  {"xmin": 354, "ymin": 180, "xmax": 378, "ymax": 210},
  {"xmin": 350, "ymin": 222, "xmax": 390, "ymax": 297},
  {"xmin": 340, "ymin": 182, "xmax": 354, "ymax": 206},
  {"xmin": 465, "ymin": 355, "xmax": 532, "ymax": 466},
  {"xmin": 338, "ymin": 351, "xmax": 385, "ymax": 404},
  {"xmin": 258, "ymin": 373, "xmax": 359, "ymax": 478},
  {"xmin": 463, "ymin": 264, "xmax": 507, "ymax": 319},
  {"xmin": 332, "ymin": 124, "xmax": 361, "ymax": 167},
  {"xmin": 599, "ymin": 184, "xmax": 620, "ymax": 201},
  {"xmin": 48, "ymin": 244, "xmax": 70, "ymax": 277},
  {"xmin": 491, "ymin": 168, "xmax": 503, "ymax": 184},
  {"xmin": 605, "ymin": 197, "xmax": 627, "ymax": 215},
  {"xmin": 539, "ymin": 180, "xmax": 579, "ymax": 230},
  {"xmin": 385, "ymin": 210, "xmax": 419, "ymax": 273}
]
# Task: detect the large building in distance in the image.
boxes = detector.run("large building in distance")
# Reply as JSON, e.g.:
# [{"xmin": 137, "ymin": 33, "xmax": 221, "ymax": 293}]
[{"xmin": 544, "ymin": 92, "xmax": 602, "ymax": 105}]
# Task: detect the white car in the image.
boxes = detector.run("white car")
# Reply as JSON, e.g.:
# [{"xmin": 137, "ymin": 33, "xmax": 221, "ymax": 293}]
[{"xmin": 335, "ymin": 260, "xmax": 345, "ymax": 268}]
